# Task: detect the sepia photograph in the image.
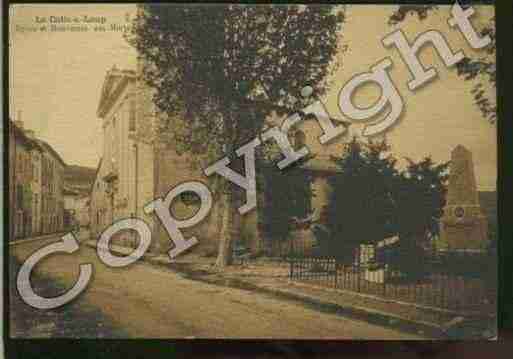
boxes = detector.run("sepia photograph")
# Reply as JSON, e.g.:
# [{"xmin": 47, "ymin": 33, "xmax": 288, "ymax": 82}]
[{"xmin": 6, "ymin": 3, "xmax": 498, "ymax": 342}]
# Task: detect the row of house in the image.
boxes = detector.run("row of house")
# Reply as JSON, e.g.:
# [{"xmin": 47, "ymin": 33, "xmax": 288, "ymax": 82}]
[
  {"xmin": 63, "ymin": 165, "xmax": 97, "ymax": 229},
  {"xmin": 9, "ymin": 120, "xmax": 66, "ymax": 240}
]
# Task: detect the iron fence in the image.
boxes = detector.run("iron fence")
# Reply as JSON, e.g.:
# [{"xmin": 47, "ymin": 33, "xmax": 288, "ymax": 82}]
[{"xmin": 288, "ymin": 246, "xmax": 496, "ymax": 314}]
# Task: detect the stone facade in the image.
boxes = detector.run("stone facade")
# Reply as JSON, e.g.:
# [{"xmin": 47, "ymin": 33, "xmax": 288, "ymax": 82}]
[
  {"xmin": 152, "ymin": 142, "xmax": 222, "ymax": 255},
  {"xmin": 91, "ymin": 67, "xmax": 156, "ymax": 247},
  {"xmin": 90, "ymin": 158, "xmax": 109, "ymax": 238},
  {"xmin": 440, "ymin": 145, "xmax": 488, "ymax": 251},
  {"xmin": 63, "ymin": 165, "xmax": 96, "ymax": 229},
  {"xmin": 28, "ymin": 136, "xmax": 43, "ymax": 236},
  {"xmin": 10, "ymin": 121, "xmax": 35, "ymax": 239},
  {"xmin": 9, "ymin": 120, "xmax": 66, "ymax": 240},
  {"xmin": 90, "ymin": 67, "xmax": 354, "ymax": 257},
  {"xmin": 38, "ymin": 139, "xmax": 66, "ymax": 235},
  {"xmin": 90, "ymin": 66, "xmax": 222, "ymax": 255},
  {"xmin": 259, "ymin": 112, "xmax": 348, "ymax": 256},
  {"xmin": 8, "ymin": 122, "xmax": 15, "ymax": 238},
  {"xmin": 64, "ymin": 189, "xmax": 91, "ymax": 229}
]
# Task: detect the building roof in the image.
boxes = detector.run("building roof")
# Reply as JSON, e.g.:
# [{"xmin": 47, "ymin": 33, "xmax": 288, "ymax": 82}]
[
  {"xmin": 65, "ymin": 164, "xmax": 96, "ymax": 183},
  {"xmin": 64, "ymin": 164, "xmax": 97, "ymax": 195},
  {"xmin": 10, "ymin": 120, "xmax": 39, "ymax": 149},
  {"xmin": 97, "ymin": 66, "xmax": 136, "ymax": 118},
  {"xmin": 63, "ymin": 186, "xmax": 81, "ymax": 196},
  {"xmin": 260, "ymin": 152, "xmax": 341, "ymax": 175},
  {"xmin": 36, "ymin": 139, "xmax": 67, "ymax": 167}
]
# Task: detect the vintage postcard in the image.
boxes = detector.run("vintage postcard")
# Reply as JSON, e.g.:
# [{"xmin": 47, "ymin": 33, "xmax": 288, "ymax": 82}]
[{"xmin": 7, "ymin": 3, "xmax": 497, "ymax": 342}]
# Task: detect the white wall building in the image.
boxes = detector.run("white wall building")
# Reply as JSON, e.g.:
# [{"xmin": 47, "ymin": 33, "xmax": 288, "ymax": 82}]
[{"xmin": 90, "ymin": 66, "xmax": 222, "ymax": 254}]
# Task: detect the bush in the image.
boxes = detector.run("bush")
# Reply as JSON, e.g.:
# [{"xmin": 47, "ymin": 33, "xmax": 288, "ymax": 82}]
[{"xmin": 387, "ymin": 242, "xmax": 429, "ymax": 281}]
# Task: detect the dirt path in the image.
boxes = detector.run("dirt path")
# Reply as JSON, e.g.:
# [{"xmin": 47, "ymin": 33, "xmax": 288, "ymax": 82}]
[{"xmin": 9, "ymin": 235, "xmax": 424, "ymax": 339}]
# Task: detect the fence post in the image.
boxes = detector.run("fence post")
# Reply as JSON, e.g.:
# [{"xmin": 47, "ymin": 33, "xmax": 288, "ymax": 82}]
[
  {"xmin": 382, "ymin": 248, "xmax": 387, "ymax": 296},
  {"xmin": 440, "ymin": 273, "xmax": 446, "ymax": 309},
  {"xmin": 334, "ymin": 258, "xmax": 338, "ymax": 288},
  {"xmin": 356, "ymin": 247, "xmax": 361, "ymax": 293},
  {"xmin": 290, "ymin": 253, "xmax": 294, "ymax": 279},
  {"xmin": 298, "ymin": 251, "xmax": 302, "ymax": 280}
]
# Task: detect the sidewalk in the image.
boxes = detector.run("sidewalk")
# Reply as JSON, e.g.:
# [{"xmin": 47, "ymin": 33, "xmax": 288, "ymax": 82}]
[
  {"xmin": 8, "ymin": 232, "xmax": 68, "ymax": 246},
  {"xmin": 85, "ymin": 240, "xmax": 496, "ymax": 340},
  {"xmin": 9, "ymin": 230, "xmax": 92, "ymax": 246}
]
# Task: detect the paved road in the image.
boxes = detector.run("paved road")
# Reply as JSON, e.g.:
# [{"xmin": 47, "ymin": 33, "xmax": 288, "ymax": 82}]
[{"xmin": 9, "ymin": 234, "xmax": 423, "ymax": 339}]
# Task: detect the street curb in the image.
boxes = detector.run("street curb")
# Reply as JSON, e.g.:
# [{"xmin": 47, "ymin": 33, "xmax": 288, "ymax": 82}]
[
  {"xmin": 264, "ymin": 286, "xmax": 446, "ymax": 339},
  {"xmin": 84, "ymin": 241, "xmax": 447, "ymax": 338},
  {"xmin": 9, "ymin": 232, "xmax": 68, "ymax": 246},
  {"xmin": 175, "ymin": 268, "xmax": 446, "ymax": 339}
]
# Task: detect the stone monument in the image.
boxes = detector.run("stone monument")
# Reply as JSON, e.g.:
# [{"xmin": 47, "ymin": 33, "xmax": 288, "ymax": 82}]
[{"xmin": 440, "ymin": 145, "xmax": 488, "ymax": 251}]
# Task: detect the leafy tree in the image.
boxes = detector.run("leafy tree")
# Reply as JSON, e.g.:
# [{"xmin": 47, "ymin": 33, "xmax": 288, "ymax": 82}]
[
  {"xmin": 391, "ymin": 157, "xmax": 449, "ymax": 279},
  {"xmin": 388, "ymin": 5, "xmax": 439, "ymax": 25},
  {"xmin": 325, "ymin": 138, "xmax": 449, "ymax": 277},
  {"xmin": 260, "ymin": 161, "xmax": 313, "ymax": 255},
  {"xmin": 128, "ymin": 5, "xmax": 345, "ymax": 266},
  {"xmin": 388, "ymin": 4, "xmax": 496, "ymax": 123},
  {"xmin": 395, "ymin": 157, "xmax": 449, "ymax": 241},
  {"xmin": 325, "ymin": 138, "xmax": 399, "ymax": 262},
  {"xmin": 455, "ymin": 19, "xmax": 496, "ymax": 123}
]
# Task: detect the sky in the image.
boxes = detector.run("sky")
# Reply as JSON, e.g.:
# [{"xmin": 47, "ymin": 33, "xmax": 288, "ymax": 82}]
[
  {"xmin": 324, "ymin": 5, "xmax": 496, "ymax": 191},
  {"xmin": 9, "ymin": 4, "xmax": 137, "ymax": 168},
  {"xmin": 9, "ymin": 4, "xmax": 497, "ymax": 190}
]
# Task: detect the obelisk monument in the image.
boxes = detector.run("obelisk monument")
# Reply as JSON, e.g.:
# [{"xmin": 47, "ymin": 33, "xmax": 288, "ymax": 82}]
[{"xmin": 440, "ymin": 145, "xmax": 488, "ymax": 251}]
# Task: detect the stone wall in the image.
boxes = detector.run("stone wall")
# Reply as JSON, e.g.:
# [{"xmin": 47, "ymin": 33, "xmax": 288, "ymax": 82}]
[{"xmin": 152, "ymin": 143, "xmax": 222, "ymax": 255}]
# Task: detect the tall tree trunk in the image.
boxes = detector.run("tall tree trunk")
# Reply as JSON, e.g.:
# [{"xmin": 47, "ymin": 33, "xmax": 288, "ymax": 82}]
[
  {"xmin": 215, "ymin": 107, "xmax": 243, "ymax": 268},
  {"xmin": 216, "ymin": 184, "xmax": 241, "ymax": 267},
  {"xmin": 252, "ymin": 150, "xmax": 266, "ymax": 255},
  {"xmin": 216, "ymin": 188, "xmax": 232, "ymax": 267}
]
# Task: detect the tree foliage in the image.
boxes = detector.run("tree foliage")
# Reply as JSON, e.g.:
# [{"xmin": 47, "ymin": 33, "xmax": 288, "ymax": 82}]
[
  {"xmin": 455, "ymin": 19, "xmax": 496, "ymax": 123},
  {"xmin": 128, "ymin": 5, "xmax": 345, "ymax": 153},
  {"xmin": 396, "ymin": 157, "xmax": 450, "ymax": 240},
  {"xmin": 325, "ymin": 138, "xmax": 449, "ymax": 265},
  {"xmin": 326, "ymin": 138, "xmax": 399, "ymax": 261},
  {"xmin": 388, "ymin": 5, "xmax": 439, "ymax": 25},
  {"xmin": 127, "ymin": 5, "xmax": 346, "ymax": 265},
  {"xmin": 388, "ymin": 4, "xmax": 496, "ymax": 123},
  {"xmin": 260, "ymin": 162, "xmax": 313, "ymax": 245}
]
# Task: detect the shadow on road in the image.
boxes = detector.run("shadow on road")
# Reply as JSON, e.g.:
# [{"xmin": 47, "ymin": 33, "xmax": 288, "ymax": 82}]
[{"xmin": 8, "ymin": 255, "xmax": 128, "ymax": 338}]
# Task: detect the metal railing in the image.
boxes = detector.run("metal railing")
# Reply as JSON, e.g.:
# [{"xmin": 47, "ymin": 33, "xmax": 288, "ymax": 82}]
[{"xmin": 288, "ymin": 246, "xmax": 496, "ymax": 314}]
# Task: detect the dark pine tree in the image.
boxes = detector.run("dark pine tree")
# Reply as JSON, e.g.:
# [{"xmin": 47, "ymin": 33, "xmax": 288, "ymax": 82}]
[
  {"xmin": 325, "ymin": 138, "xmax": 399, "ymax": 263},
  {"xmin": 325, "ymin": 137, "xmax": 449, "ymax": 278}
]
